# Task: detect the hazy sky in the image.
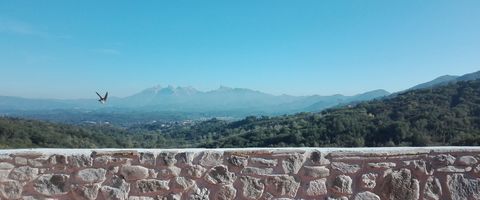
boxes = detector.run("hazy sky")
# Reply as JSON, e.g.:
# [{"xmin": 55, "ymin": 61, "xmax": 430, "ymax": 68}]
[{"xmin": 1, "ymin": 0, "xmax": 479, "ymax": 99}]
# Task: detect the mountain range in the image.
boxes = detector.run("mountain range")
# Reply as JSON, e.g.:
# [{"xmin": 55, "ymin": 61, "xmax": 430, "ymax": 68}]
[
  {"xmin": 118, "ymin": 85, "xmax": 390, "ymax": 114},
  {"xmin": 0, "ymin": 70, "xmax": 478, "ymax": 123},
  {"xmin": 0, "ymin": 85, "xmax": 391, "ymax": 117}
]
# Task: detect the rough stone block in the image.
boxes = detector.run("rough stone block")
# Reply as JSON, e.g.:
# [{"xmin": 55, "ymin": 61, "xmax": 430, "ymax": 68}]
[{"xmin": 120, "ymin": 165, "xmax": 149, "ymax": 180}]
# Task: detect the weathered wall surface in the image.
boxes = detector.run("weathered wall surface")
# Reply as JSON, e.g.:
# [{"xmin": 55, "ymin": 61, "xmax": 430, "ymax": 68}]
[{"xmin": 0, "ymin": 147, "xmax": 479, "ymax": 200}]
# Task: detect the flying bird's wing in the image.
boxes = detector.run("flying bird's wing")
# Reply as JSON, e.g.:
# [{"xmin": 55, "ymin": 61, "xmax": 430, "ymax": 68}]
[
  {"xmin": 104, "ymin": 92, "xmax": 108, "ymax": 100},
  {"xmin": 96, "ymin": 92, "xmax": 103, "ymax": 99}
]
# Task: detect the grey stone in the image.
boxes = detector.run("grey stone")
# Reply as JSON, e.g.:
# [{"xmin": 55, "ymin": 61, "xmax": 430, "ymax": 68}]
[
  {"xmin": 306, "ymin": 178, "xmax": 327, "ymax": 196},
  {"xmin": 94, "ymin": 156, "xmax": 111, "ymax": 166},
  {"xmin": 458, "ymin": 156, "xmax": 478, "ymax": 166},
  {"xmin": 250, "ymin": 158, "xmax": 278, "ymax": 167},
  {"xmin": 157, "ymin": 152, "xmax": 177, "ymax": 166},
  {"xmin": 437, "ymin": 166, "xmax": 465, "ymax": 173},
  {"xmin": 466, "ymin": 166, "xmax": 473, "ymax": 172},
  {"xmin": 100, "ymin": 176, "xmax": 130, "ymax": 200},
  {"xmin": 424, "ymin": 176, "xmax": 442, "ymax": 200},
  {"xmin": 303, "ymin": 166, "xmax": 329, "ymax": 178},
  {"xmin": 473, "ymin": 165, "xmax": 480, "ymax": 173},
  {"xmin": 240, "ymin": 176, "xmax": 264, "ymax": 199},
  {"xmin": 0, "ymin": 180, "xmax": 22, "ymax": 199},
  {"xmin": 241, "ymin": 167, "xmax": 273, "ymax": 175},
  {"xmin": 101, "ymin": 186, "xmax": 129, "ymax": 200},
  {"xmin": 72, "ymin": 184, "xmax": 100, "ymax": 200},
  {"xmin": 76, "ymin": 168, "xmax": 107, "ymax": 183},
  {"xmin": 0, "ymin": 163, "xmax": 14, "ymax": 181},
  {"xmin": 21, "ymin": 196, "xmax": 40, "ymax": 200},
  {"xmin": 164, "ymin": 193, "xmax": 182, "ymax": 200},
  {"xmin": 9, "ymin": 166, "xmax": 38, "ymax": 182},
  {"xmin": 186, "ymin": 164, "xmax": 207, "ymax": 179},
  {"xmin": 108, "ymin": 176, "xmax": 130, "ymax": 191},
  {"xmin": 50, "ymin": 154, "xmax": 68, "ymax": 165},
  {"xmin": 281, "ymin": 153, "xmax": 305, "ymax": 174},
  {"xmin": 0, "ymin": 170, "xmax": 9, "ymax": 180},
  {"xmin": 158, "ymin": 166, "xmax": 181, "ymax": 178},
  {"xmin": 10, "ymin": 151, "xmax": 44, "ymax": 158},
  {"xmin": 28, "ymin": 158, "xmax": 44, "ymax": 167},
  {"xmin": 172, "ymin": 177, "xmax": 195, "ymax": 191},
  {"xmin": 475, "ymin": 164, "xmax": 480, "ymax": 173},
  {"xmin": 33, "ymin": 174, "xmax": 70, "ymax": 196},
  {"xmin": 176, "ymin": 152, "xmax": 196, "ymax": 165},
  {"xmin": 403, "ymin": 160, "xmax": 432, "ymax": 175},
  {"xmin": 447, "ymin": 173, "xmax": 480, "ymax": 200},
  {"xmin": 354, "ymin": 191, "xmax": 380, "ymax": 200},
  {"xmin": 381, "ymin": 168, "xmax": 419, "ymax": 200},
  {"xmin": 0, "ymin": 162, "xmax": 14, "ymax": 170},
  {"xmin": 139, "ymin": 152, "xmax": 156, "ymax": 167},
  {"xmin": 215, "ymin": 184, "xmax": 237, "ymax": 200},
  {"xmin": 308, "ymin": 150, "xmax": 330, "ymax": 165},
  {"xmin": 129, "ymin": 197, "xmax": 155, "ymax": 200},
  {"xmin": 368, "ymin": 162, "xmax": 396, "ymax": 169},
  {"xmin": 109, "ymin": 166, "xmax": 120, "ymax": 174},
  {"xmin": 135, "ymin": 179, "xmax": 170, "ymax": 193},
  {"xmin": 155, "ymin": 193, "xmax": 182, "ymax": 200},
  {"xmin": 433, "ymin": 154, "xmax": 456, "ymax": 166},
  {"xmin": 188, "ymin": 187, "xmax": 210, "ymax": 200},
  {"xmin": 14, "ymin": 157, "xmax": 28, "ymax": 165},
  {"xmin": 69, "ymin": 154, "xmax": 92, "ymax": 167},
  {"xmin": 228, "ymin": 155, "xmax": 248, "ymax": 167},
  {"xmin": 93, "ymin": 150, "xmax": 139, "ymax": 158},
  {"xmin": 199, "ymin": 151, "xmax": 223, "ymax": 167},
  {"xmin": 361, "ymin": 173, "xmax": 377, "ymax": 189},
  {"xmin": 148, "ymin": 169, "xmax": 157, "ymax": 178},
  {"xmin": 331, "ymin": 162, "xmax": 360, "ymax": 174},
  {"xmin": 205, "ymin": 165, "xmax": 236, "ymax": 185},
  {"xmin": 0, "ymin": 154, "xmax": 12, "ymax": 161},
  {"xmin": 266, "ymin": 175, "xmax": 300, "ymax": 198},
  {"xmin": 263, "ymin": 192, "xmax": 274, "ymax": 200},
  {"xmin": 120, "ymin": 165, "xmax": 149, "ymax": 180},
  {"xmin": 327, "ymin": 197, "xmax": 348, "ymax": 200},
  {"xmin": 333, "ymin": 175, "xmax": 352, "ymax": 195}
]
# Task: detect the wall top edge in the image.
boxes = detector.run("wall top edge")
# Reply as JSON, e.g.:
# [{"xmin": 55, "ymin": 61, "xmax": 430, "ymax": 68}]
[{"xmin": 0, "ymin": 146, "xmax": 480, "ymax": 156}]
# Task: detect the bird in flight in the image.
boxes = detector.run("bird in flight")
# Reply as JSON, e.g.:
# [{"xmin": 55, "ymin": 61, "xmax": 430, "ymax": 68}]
[{"xmin": 96, "ymin": 92, "xmax": 108, "ymax": 104}]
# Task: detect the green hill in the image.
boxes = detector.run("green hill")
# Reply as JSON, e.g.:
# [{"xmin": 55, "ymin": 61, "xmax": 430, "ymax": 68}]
[
  {"xmin": 200, "ymin": 79, "xmax": 480, "ymax": 147},
  {"xmin": 0, "ymin": 117, "xmax": 127, "ymax": 148}
]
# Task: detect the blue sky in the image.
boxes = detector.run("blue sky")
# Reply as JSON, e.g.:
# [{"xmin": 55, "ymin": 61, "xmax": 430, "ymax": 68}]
[{"xmin": 0, "ymin": 0, "xmax": 479, "ymax": 99}]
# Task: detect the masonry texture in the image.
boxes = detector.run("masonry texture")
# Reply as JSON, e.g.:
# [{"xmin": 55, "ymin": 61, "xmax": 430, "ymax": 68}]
[{"xmin": 0, "ymin": 147, "xmax": 480, "ymax": 200}]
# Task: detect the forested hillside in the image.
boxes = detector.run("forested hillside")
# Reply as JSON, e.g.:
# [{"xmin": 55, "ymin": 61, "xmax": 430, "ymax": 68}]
[
  {"xmin": 200, "ymin": 80, "xmax": 480, "ymax": 147},
  {"xmin": 1, "ymin": 80, "xmax": 479, "ymax": 148},
  {"xmin": 0, "ymin": 118, "xmax": 132, "ymax": 148}
]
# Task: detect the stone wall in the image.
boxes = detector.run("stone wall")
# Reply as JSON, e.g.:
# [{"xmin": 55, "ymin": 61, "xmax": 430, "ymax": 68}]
[{"xmin": 0, "ymin": 147, "xmax": 479, "ymax": 200}]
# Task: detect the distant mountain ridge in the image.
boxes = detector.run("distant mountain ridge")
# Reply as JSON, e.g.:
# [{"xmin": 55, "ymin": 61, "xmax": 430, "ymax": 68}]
[
  {"xmin": 118, "ymin": 85, "xmax": 390, "ymax": 114},
  {"xmin": 409, "ymin": 75, "xmax": 459, "ymax": 90},
  {"xmin": 0, "ymin": 84, "xmax": 390, "ymax": 120},
  {"xmin": 2, "ymin": 70, "xmax": 480, "ymax": 122},
  {"xmin": 409, "ymin": 70, "xmax": 480, "ymax": 90}
]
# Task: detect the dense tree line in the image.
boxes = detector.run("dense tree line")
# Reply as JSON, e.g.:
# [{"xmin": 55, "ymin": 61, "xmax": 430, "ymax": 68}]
[
  {"xmin": 0, "ymin": 116, "xmax": 226, "ymax": 148},
  {"xmin": 0, "ymin": 117, "xmax": 129, "ymax": 148},
  {"xmin": 1, "ymin": 80, "xmax": 480, "ymax": 148}
]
